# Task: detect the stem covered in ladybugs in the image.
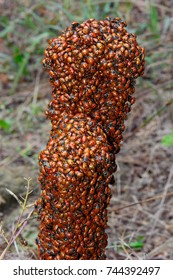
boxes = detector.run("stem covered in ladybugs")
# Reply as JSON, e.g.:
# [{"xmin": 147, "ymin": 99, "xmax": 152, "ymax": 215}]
[{"xmin": 36, "ymin": 17, "xmax": 145, "ymax": 260}]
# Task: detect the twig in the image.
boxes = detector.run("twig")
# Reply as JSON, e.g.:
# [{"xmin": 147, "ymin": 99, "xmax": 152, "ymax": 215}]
[
  {"xmin": 110, "ymin": 190, "xmax": 173, "ymax": 213},
  {"xmin": 149, "ymin": 164, "xmax": 173, "ymax": 235},
  {"xmin": 0, "ymin": 178, "xmax": 33, "ymax": 260}
]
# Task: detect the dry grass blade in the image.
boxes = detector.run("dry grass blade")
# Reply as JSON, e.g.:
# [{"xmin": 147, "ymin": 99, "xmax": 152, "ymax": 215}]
[
  {"xmin": 0, "ymin": 178, "xmax": 34, "ymax": 260},
  {"xmin": 5, "ymin": 189, "xmax": 23, "ymax": 206},
  {"xmin": 149, "ymin": 164, "xmax": 173, "ymax": 235},
  {"xmin": 146, "ymin": 237, "xmax": 173, "ymax": 259},
  {"xmin": 0, "ymin": 223, "xmax": 9, "ymax": 245},
  {"xmin": 110, "ymin": 191, "xmax": 173, "ymax": 213}
]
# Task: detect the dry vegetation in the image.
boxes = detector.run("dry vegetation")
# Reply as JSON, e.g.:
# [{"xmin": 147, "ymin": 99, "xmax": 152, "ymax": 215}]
[{"xmin": 0, "ymin": 0, "xmax": 173, "ymax": 259}]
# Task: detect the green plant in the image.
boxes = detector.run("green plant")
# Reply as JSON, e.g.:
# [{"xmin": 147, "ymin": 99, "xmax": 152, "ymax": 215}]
[
  {"xmin": 0, "ymin": 119, "xmax": 12, "ymax": 132},
  {"xmin": 162, "ymin": 132, "xmax": 173, "ymax": 147},
  {"xmin": 129, "ymin": 236, "xmax": 144, "ymax": 250}
]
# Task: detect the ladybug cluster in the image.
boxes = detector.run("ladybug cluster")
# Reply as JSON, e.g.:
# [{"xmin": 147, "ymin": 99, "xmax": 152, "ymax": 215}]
[{"xmin": 36, "ymin": 17, "xmax": 145, "ymax": 260}]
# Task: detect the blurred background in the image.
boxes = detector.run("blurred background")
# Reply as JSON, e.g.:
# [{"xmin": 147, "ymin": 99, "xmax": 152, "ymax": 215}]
[{"xmin": 0, "ymin": 0, "xmax": 173, "ymax": 259}]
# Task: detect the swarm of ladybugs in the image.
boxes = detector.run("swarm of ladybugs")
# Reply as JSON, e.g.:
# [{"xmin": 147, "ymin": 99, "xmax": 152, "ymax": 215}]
[{"xmin": 36, "ymin": 17, "xmax": 145, "ymax": 260}]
